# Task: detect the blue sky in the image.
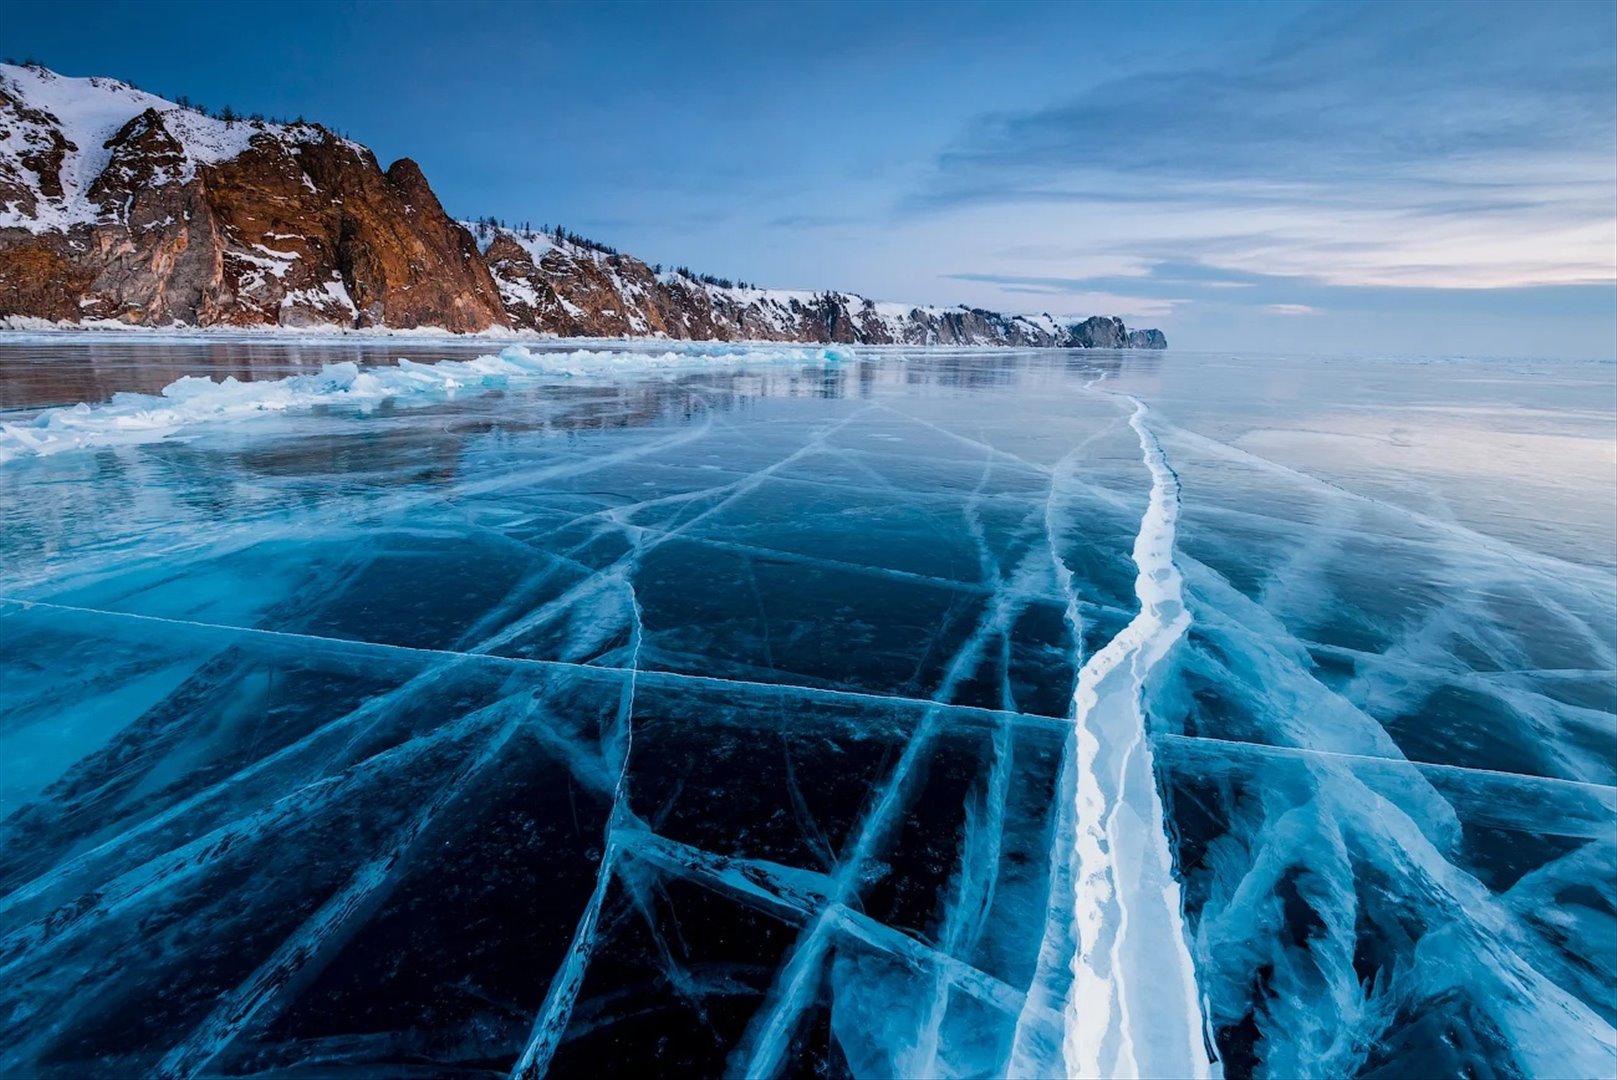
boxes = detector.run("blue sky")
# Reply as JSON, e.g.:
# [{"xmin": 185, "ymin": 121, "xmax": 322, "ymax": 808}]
[{"xmin": 5, "ymin": 0, "xmax": 1614, "ymax": 356}]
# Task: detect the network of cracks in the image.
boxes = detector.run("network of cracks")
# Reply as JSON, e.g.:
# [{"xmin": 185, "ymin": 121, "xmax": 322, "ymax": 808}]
[{"xmin": 0, "ymin": 354, "xmax": 1612, "ymax": 1078}]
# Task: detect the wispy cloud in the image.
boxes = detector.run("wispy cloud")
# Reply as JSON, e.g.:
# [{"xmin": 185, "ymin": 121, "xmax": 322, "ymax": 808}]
[
  {"xmin": 764, "ymin": 212, "xmax": 868, "ymax": 230},
  {"xmin": 1265, "ymin": 304, "xmax": 1318, "ymax": 316},
  {"xmin": 945, "ymin": 274, "xmax": 1185, "ymax": 319},
  {"xmin": 917, "ymin": 1, "xmax": 1617, "ymax": 291}
]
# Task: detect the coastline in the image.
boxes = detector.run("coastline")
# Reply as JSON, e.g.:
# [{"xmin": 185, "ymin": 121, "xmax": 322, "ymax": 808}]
[{"xmin": 0, "ymin": 321, "xmax": 1157, "ymax": 351}]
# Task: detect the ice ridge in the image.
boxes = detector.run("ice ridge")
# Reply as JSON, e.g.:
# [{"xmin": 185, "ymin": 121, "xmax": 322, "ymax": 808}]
[
  {"xmin": 0, "ymin": 344, "xmax": 854, "ymax": 463},
  {"xmin": 1009, "ymin": 394, "xmax": 1217, "ymax": 1079}
]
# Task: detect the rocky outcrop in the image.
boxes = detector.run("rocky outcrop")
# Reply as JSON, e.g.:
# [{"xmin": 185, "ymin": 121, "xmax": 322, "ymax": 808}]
[
  {"xmin": 0, "ymin": 80, "xmax": 70, "ymax": 216},
  {"xmin": 1063, "ymin": 316, "xmax": 1128, "ymax": 349},
  {"xmin": 0, "ymin": 65, "xmax": 507, "ymax": 333},
  {"xmin": 0, "ymin": 63, "xmax": 1166, "ymax": 349}
]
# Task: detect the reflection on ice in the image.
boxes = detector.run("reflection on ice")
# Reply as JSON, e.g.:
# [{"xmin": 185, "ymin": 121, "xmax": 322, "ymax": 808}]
[{"xmin": 0, "ymin": 343, "xmax": 1611, "ymax": 1077}]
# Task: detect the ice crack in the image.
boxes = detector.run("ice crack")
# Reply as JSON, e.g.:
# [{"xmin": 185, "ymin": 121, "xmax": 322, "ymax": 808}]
[{"xmin": 1009, "ymin": 395, "xmax": 1217, "ymax": 1080}]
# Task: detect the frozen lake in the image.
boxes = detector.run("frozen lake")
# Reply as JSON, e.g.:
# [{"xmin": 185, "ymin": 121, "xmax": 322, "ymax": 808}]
[{"xmin": 0, "ymin": 339, "xmax": 1612, "ymax": 1077}]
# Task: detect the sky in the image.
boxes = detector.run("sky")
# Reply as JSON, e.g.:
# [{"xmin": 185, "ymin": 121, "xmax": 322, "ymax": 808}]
[{"xmin": 4, "ymin": 0, "xmax": 1614, "ymax": 356}]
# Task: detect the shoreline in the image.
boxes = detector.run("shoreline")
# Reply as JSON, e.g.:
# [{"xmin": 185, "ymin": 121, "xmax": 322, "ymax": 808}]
[{"xmin": 0, "ymin": 320, "xmax": 1157, "ymax": 352}]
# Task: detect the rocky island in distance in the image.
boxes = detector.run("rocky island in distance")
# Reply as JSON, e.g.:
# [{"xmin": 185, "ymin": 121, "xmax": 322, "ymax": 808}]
[{"xmin": 0, "ymin": 62, "xmax": 1164, "ymax": 349}]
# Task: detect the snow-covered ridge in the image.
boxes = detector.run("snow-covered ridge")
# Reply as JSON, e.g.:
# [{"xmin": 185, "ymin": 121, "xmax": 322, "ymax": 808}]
[
  {"xmin": 0, "ymin": 343, "xmax": 854, "ymax": 463},
  {"xmin": 482, "ymin": 220, "xmax": 1069, "ymax": 335},
  {"xmin": 0, "ymin": 62, "xmax": 350, "ymax": 233},
  {"xmin": 0, "ymin": 62, "xmax": 1165, "ymax": 347},
  {"xmin": 471, "ymin": 221, "xmax": 1118, "ymax": 348}
]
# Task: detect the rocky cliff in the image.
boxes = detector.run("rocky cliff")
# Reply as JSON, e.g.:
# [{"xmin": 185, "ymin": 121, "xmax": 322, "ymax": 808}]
[
  {"xmin": 477, "ymin": 226, "xmax": 1109, "ymax": 346},
  {"xmin": 0, "ymin": 65, "xmax": 503, "ymax": 331},
  {"xmin": 0, "ymin": 64, "xmax": 1166, "ymax": 348}
]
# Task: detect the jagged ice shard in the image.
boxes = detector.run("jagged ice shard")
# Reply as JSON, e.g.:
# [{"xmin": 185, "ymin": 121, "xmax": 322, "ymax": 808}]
[{"xmin": 0, "ymin": 340, "xmax": 1611, "ymax": 1078}]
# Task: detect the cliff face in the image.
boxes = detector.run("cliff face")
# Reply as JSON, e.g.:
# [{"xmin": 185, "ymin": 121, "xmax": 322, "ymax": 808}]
[
  {"xmin": 0, "ymin": 66, "xmax": 506, "ymax": 332},
  {"xmin": 1066, "ymin": 316, "xmax": 1167, "ymax": 350},
  {"xmin": 0, "ymin": 64, "xmax": 1166, "ymax": 349}
]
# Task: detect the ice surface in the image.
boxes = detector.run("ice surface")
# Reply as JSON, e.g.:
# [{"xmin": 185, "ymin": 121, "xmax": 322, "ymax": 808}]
[{"xmin": 0, "ymin": 342, "xmax": 1611, "ymax": 1077}]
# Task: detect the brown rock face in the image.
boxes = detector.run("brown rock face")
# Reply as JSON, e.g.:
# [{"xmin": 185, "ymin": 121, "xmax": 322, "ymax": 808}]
[
  {"xmin": 0, "ymin": 238, "xmax": 96, "ymax": 321},
  {"xmin": 0, "ymin": 68, "xmax": 507, "ymax": 331},
  {"xmin": 198, "ymin": 137, "xmax": 508, "ymax": 331}
]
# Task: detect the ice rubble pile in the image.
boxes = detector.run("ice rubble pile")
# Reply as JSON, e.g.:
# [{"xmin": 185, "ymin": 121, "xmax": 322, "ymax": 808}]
[{"xmin": 0, "ymin": 344, "xmax": 854, "ymax": 462}]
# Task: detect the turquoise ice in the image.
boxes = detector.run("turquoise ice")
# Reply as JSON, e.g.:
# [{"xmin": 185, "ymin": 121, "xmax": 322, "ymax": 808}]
[{"xmin": 0, "ymin": 341, "xmax": 1611, "ymax": 1078}]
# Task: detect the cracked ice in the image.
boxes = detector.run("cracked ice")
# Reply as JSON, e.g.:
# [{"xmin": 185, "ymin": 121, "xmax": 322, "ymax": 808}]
[{"xmin": 0, "ymin": 341, "xmax": 1611, "ymax": 1078}]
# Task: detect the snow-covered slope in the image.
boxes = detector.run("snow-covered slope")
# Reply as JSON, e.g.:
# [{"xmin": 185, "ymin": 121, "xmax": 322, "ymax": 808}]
[{"xmin": 0, "ymin": 63, "xmax": 348, "ymax": 233}]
